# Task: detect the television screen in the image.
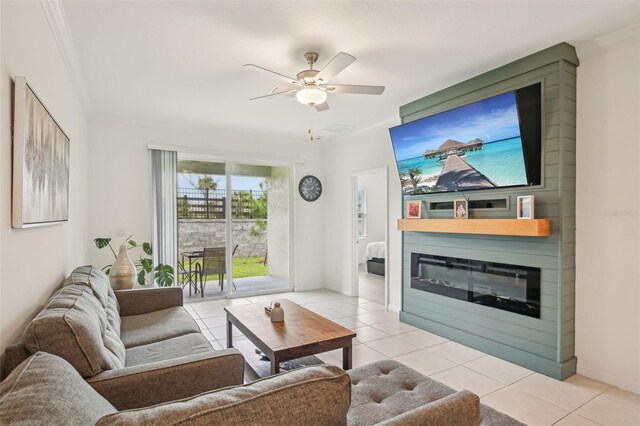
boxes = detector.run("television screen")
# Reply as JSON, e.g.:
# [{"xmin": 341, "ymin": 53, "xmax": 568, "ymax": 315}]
[{"xmin": 389, "ymin": 83, "xmax": 541, "ymax": 195}]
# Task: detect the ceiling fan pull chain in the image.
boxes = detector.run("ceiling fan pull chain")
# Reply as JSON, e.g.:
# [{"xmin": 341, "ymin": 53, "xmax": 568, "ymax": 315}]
[{"xmin": 308, "ymin": 106, "xmax": 315, "ymax": 141}]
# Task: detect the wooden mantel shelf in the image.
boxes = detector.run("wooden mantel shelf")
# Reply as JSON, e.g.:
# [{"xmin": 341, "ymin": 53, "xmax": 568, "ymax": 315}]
[{"xmin": 397, "ymin": 218, "xmax": 551, "ymax": 237}]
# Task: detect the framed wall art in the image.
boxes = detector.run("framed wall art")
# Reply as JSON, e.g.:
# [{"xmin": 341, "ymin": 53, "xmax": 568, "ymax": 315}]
[
  {"xmin": 406, "ymin": 200, "xmax": 422, "ymax": 219},
  {"xmin": 12, "ymin": 76, "xmax": 70, "ymax": 228},
  {"xmin": 454, "ymin": 199, "xmax": 468, "ymax": 219},
  {"xmin": 517, "ymin": 195, "xmax": 534, "ymax": 219}
]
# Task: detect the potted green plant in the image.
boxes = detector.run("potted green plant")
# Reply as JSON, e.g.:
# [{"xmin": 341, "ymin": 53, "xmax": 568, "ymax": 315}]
[{"xmin": 94, "ymin": 235, "xmax": 174, "ymax": 288}]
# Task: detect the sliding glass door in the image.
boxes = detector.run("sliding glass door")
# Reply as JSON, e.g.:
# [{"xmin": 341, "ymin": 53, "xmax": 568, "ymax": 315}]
[
  {"xmin": 230, "ymin": 164, "xmax": 289, "ymax": 296},
  {"xmin": 176, "ymin": 161, "xmax": 228, "ymax": 299},
  {"xmin": 176, "ymin": 156, "xmax": 291, "ymax": 300}
]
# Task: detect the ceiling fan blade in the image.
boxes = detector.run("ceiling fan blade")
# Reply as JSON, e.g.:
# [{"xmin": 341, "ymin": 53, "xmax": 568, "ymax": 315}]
[
  {"xmin": 314, "ymin": 102, "xmax": 330, "ymax": 112},
  {"xmin": 325, "ymin": 84, "xmax": 385, "ymax": 95},
  {"xmin": 243, "ymin": 64, "xmax": 301, "ymax": 86},
  {"xmin": 315, "ymin": 52, "xmax": 356, "ymax": 84},
  {"xmin": 249, "ymin": 90, "xmax": 298, "ymax": 101}
]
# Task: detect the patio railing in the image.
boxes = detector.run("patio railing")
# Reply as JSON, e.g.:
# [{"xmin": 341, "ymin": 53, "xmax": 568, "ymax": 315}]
[{"xmin": 177, "ymin": 188, "xmax": 265, "ymax": 219}]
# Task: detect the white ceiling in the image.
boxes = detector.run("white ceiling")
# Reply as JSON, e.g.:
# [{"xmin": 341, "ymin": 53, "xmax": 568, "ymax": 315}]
[{"xmin": 61, "ymin": 1, "xmax": 639, "ymax": 142}]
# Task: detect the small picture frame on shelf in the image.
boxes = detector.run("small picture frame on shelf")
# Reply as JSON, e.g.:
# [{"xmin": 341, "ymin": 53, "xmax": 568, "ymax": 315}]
[
  {"xmin": 454, "ymin": 199, "xmax": 468, "ymax": 219},
  {"xmin": 406, "ymin": 200, "xmax": 422, "ymax": 219},
  {"xmin": 517, "ymin": 195, "xmax": 534, "ymax": 219}
]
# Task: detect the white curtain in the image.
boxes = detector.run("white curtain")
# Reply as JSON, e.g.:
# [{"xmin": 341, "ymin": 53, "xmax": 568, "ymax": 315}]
[{"xmin": 151, "ymin": 149, "xmax": 178, "ymax": 285}]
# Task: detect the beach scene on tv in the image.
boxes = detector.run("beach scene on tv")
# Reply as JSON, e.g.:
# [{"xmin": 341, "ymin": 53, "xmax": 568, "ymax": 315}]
[{"xmin": 390, "ymin": 91, "xmax": 528, "ymax": 194}]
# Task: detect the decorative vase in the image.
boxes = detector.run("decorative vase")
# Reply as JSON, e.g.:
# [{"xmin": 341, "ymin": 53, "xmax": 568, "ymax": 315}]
[
  {"xmin": 109, "ymin": 245, "xmax": 137, "ymax": 290},
  {"xmin": 270, "ymin": 302, "xmax": 285, "ymax": 322}
]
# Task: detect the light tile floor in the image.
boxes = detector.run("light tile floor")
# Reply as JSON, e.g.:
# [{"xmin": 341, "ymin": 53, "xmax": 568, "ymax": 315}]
[
  {"xmin": 186, "ymin": 289, "xmax": 640, "ymax": 426},
  {"xmin": 357, "ymin": 263, "xmax": 385, "ymax": 305}
]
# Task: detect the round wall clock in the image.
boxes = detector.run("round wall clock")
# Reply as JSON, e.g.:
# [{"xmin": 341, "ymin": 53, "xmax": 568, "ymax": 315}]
[{"xmin": 299, "ymin": 175, "xmax": 322, "ymax": 202}]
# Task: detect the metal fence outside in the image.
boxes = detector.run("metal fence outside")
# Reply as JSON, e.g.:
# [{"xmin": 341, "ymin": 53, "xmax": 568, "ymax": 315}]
[{"xmin": 177, "ymin": 188, "xmax": 266, "ymax": 219}]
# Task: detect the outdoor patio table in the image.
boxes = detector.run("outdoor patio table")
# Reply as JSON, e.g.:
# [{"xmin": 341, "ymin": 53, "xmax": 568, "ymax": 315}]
[{"xmin": 180, "ymin": 250, "xmax": 203, "ymax": 296}]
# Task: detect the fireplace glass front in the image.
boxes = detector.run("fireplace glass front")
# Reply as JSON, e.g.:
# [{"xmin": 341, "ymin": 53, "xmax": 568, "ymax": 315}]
[{"xmin": 410, "ymin": 253, "xmax": 541, "ymax": 318}]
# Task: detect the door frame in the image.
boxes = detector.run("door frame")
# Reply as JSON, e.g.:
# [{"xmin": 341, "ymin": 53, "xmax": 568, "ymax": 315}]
[
  {"xmin": 349, "ymin": 167, "xmax": 389, "ymax": 307},
  {"xmin": 175, "ymin": 152, "xmax": 296, "ymax": 298},
  {"xmin": 226, "ymin": 161, "xmax": 297, "ymax": 298}
]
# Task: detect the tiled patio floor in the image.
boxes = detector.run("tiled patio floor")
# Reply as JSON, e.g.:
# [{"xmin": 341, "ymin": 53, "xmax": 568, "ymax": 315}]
[{"xmin": 182, "ymin": 275, "xmax": 288, "ymax": 302}]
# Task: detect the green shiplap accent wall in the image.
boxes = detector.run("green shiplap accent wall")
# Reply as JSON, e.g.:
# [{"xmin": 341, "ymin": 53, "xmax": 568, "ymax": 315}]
[{"xmin": 398, "ymin": 43, "xmax": 578, "ymax": 380}]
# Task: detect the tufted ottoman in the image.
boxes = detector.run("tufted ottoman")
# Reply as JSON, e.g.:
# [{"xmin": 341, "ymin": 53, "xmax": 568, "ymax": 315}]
[{"xmin": 347, "ymin": 359, "xmax": 524, "ymax": 426}]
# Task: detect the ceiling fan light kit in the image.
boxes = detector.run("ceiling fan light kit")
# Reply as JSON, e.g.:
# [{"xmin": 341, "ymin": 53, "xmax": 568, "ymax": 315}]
[
  {"xmin": 244, "ymin": 51, "xmax": 385, "ymax": 113},
  {"xmin": 296, "ymin": 85, "xmax": 327, "ymax": 106}
]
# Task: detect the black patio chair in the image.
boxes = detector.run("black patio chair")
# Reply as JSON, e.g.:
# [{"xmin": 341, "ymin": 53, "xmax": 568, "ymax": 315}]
[{"xmin": 178, "ymin": 253, "xmax": 202, "ymax": 297}]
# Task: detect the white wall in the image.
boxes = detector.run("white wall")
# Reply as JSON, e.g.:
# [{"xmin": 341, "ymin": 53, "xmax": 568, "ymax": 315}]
[
  {"xmin": 87, "ymin": 117, "xmax": 325, "ymax": 291},
  {"xmin": 356, "ymin": 172, "xmax": 386, "ymax": 264},
  {"xmin": 575, "ymin": 37, "xmax": 640, "ymax": 393},
  {"xmin": 323, "ymin": 122, "xmax": 403, "ymax": 311},
  {"xmin": 0, "ymin": 1, "xmax": 88, "ymax": 364}
]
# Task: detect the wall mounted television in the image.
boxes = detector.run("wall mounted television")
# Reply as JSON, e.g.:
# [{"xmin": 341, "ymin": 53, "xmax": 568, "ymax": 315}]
[{"xmin": 389, "ymin": 83, "xmax": 542, "ymax": 195}]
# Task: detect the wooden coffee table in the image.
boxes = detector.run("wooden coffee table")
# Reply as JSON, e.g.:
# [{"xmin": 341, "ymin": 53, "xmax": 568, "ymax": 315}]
[{"xmin": 225, "ymin": 299, "xmax": 356, "ymax": 375}]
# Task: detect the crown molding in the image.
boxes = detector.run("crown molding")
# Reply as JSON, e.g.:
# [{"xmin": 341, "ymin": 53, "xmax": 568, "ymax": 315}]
[
  {"xmin": 577, "ymin": 23, "xmax": 640, "ymax": 60},
  {"xmin": 40, "ymin": 0, "xmax": 93, "ymax": 117}
]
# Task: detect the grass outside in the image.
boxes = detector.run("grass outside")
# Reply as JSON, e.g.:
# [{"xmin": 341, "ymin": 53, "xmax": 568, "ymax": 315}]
[
  {"xmin": 178, "ymin": 256, "xmax": 267, "ymax": 284},
  {"xmin": 232, "ymin": 256, "xmax": 268, "ymax": 278}
]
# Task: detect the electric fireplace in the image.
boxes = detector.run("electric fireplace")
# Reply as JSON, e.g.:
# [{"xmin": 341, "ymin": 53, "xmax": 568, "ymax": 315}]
[{"xmin": 410, "ymin": 253, "xmax": 541, "ymax": 318}]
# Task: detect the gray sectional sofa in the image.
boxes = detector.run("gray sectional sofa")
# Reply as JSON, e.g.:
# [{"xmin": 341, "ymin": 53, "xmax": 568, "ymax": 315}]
[
  {"xmin": 0, "ymin": 351, "xmax": 352, "ymax": 425},
  {"xmin": 0, "ymin": 352, "xmax": 522, "ymax": 425},
  {"xmin": 0, "ymin": 265, "xmax": 523, "ymax": 425},
  {"xmin": 3, "ymin": 265, "xmax": 244, "ymax": 409}
]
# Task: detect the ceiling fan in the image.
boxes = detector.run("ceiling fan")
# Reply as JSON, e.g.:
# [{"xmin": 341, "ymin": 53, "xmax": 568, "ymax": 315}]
[{"xmin": 244, "ymin": 51, "xmax": 385, "ymax": 112}]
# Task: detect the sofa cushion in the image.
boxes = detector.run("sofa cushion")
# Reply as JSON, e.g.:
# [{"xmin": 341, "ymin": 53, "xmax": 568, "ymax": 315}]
[
  {"xmin": 125, "ymin": 333, "xmax": 214, "ymax": 367},
  {"xmin": 23, "ymin": 284, "xmax": 126, "ymax": 378},
  {"xmin": 348, "ymin": 359, "xmax": 523, "ymax": 426},
  {"xmin": 0, "ymin": 352, "xmax": 117, "ymax": 425},
  {"xmin": 96, "ymin": 364, "xmax": 351, "ymax": 426},
  {"xmin": 120, "ymin": 306, "xmax": 200, "ymax": 348},
  {"xmin": 64, "ymin": 265, "xmax": 121, "ymax": 337},
  {"xmin": 348, "ymin": 359, "xmax": 459, "ymax": 425}
]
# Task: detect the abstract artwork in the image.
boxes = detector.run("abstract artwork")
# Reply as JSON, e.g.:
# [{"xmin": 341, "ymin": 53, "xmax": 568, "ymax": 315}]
[{"xmin": 12, "ymin": 77, "xmax": 69, "ymax": 228}]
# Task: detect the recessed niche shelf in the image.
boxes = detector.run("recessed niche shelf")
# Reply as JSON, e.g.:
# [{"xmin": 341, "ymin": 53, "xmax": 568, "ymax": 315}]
[
  {"xmin": 397, "ymin": 218, "xmax": 551, "ymax": 237},
  {"xmin": 428, "ymin": 198, "xmax": 508, "ymax": 211}
]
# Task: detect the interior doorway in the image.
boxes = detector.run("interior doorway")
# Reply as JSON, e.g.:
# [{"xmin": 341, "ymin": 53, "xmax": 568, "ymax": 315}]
[{"xmin": 351, "ymin": 168, "xmax": 388, "ymax": 306}]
